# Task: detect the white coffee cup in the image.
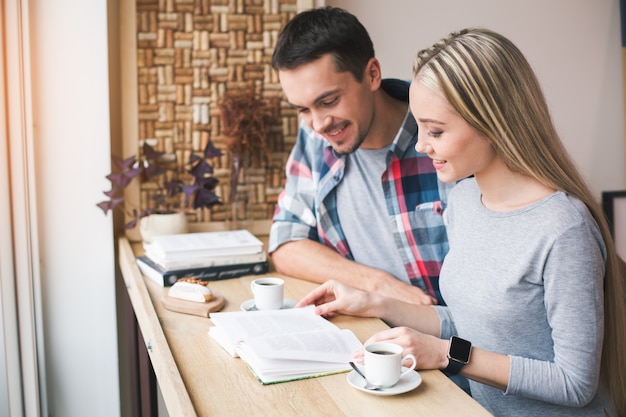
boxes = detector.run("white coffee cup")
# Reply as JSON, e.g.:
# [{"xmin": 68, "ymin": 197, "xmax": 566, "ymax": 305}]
[
  {"xmin": 364, "ymin": 342, "xmax": 417, "ymax": 388},
  {"xmin": 250, "ymin": 277, "xmax": 284, "ymax": 310}
]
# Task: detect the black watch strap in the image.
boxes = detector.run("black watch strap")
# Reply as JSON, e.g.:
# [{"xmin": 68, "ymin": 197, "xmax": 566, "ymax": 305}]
[
  {"xmin": 444, "ymin": 336, "xmax": 472, "ymax": 375},
  {"xmin": 444, "ymin": 357, "xmax": 467, "ymax": 375}
]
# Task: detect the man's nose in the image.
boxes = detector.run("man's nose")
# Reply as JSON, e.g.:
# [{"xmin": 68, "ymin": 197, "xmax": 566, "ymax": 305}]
[{"xmin": 311, "ymin": 111, "xmax": 331, "ymax": 133}]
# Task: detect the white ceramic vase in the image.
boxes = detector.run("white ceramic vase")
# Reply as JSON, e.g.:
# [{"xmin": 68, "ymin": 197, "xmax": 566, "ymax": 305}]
[{"xmin": 139, "ymin": 212, "xmax": 188, "ymax": 244}]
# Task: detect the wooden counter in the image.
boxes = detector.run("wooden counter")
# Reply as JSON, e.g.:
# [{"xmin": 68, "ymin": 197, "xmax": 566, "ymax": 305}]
[{"xmin": 118, "ymin": 237, "xmax": 492, "ymax": 416}]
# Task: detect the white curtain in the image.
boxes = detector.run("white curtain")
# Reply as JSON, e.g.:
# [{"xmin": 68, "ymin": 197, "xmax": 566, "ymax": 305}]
[{"xmin": 1, "ymin": 0, "xmax": 48, "ymax": 416}]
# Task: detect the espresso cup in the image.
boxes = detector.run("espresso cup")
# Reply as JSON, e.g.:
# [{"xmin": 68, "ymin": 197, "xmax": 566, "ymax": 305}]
[
  {"xmin": 364, "ymin": 342, "xmax": 417, "ymax": 388},
  {"xmin": 250, "ymin": 277, "xmax": 284, "ymax": 310}
]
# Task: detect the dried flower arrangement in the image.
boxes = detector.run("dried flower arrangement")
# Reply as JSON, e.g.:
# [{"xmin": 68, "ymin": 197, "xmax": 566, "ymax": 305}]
[
  {"xmin": 218, "ymin": 86, "xmax": 280, "ymax": 203},
  {"xmin": 97, "ymin": 140, "xmax": 223, "ymax": 229}
]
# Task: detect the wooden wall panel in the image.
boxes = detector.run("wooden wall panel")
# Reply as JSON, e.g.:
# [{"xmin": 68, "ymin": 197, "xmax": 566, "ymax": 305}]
[{"xmin": 132, "ymin": 0, "xmax": 304, "ymax": 226}]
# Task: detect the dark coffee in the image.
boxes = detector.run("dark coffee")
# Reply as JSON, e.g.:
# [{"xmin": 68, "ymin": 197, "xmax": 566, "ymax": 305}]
[
  {"xmin": 257, "ymin": 283, "xmax": 277, "ymax": 286},
  {"xmin": 370, "ymin": 350, "xmax": 395, "ymax": 355}
]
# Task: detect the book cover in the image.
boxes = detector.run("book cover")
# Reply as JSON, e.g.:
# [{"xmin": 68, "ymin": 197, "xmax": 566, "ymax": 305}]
[
  {"xmin": 144, "ymin": 247, "xmax": 267, "ymax": 271},
  {"xmin": 136, "ymin": 255, "xmax": 269, "ymax": 287},
  {"xmin": 208, "ymin": 306, "xmax": 363, "ymax": 384},
  {"xmin": 147, "ymin": 229, "xmax": 263, "ymax": 260}
]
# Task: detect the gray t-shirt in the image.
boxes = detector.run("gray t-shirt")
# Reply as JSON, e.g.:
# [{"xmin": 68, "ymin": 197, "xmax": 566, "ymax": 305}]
[
  {"xmin": 434, "ymin": 178, "xmax": 612, "ymax": 416},
  {"xmin": 336, "ymin": 146, "xmax": 410, "ymax": 284}
]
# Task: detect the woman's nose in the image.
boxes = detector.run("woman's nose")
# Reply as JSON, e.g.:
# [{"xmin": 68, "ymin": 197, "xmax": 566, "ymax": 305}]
[{"xmin": 415, "ymin": 133, "xmax": 429, "ymax": 154}]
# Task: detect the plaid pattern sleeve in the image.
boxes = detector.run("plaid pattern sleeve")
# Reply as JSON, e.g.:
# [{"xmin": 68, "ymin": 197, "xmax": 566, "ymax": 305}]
[
  {"xmin": 269, "ymin": 123, "xmax": 348, "ymax": 255},
  {"xmin": 384, "ymin": 113, "xmax": 454, "ymax": 301}
]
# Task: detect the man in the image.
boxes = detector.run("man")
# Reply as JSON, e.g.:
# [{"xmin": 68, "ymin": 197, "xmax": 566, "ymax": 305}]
[{"xmin": 269, "ymin": 7, "xmax": 454, "ymax": 305}]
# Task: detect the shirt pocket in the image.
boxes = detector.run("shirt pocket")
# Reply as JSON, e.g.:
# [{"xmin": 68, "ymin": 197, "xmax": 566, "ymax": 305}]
[
  {"xmin": 414, "ymin": 201, "xmax": 444, "ymax": 216},
  {"xmin": 408, "ymin": 201, "xmax": 448, "ymax": 261}
]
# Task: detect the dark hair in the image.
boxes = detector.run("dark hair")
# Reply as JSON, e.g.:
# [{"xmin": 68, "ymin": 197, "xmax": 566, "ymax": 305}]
[{"xmin": 272, "ymin": 7, "xmax": 375, "ymax": 82}]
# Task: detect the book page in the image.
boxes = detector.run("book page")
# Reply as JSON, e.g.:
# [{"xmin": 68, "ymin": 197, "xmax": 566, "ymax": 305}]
[
  {"xmin": 209, "ymin": 306, "xmax": 339, "ymax": 347},
  {"xmin": 236, "ymin": 344, "xmax": 354, "ymax": 383},
  {"xmin": 150, "ymin": 230, "xmax": 262, "ymax": 253},
  {"xmin": 240, "ymin": 328, "xmax": 362, "ymax": 363}
]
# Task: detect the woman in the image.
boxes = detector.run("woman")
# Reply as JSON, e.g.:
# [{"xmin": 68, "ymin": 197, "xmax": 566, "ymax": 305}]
[{"xmin": 296, "ymin": 28, "xmax": 626, "ymax": 416}]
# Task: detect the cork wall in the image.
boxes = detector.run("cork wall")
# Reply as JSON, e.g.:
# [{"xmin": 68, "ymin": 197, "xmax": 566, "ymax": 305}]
[{"xmin": 133, "ymin": 0, "xmax": 302, "ymax": 225}]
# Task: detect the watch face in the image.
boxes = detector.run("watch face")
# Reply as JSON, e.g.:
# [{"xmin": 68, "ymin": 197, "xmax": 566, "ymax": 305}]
[{"xmin": 450, "ymin": 336, "xmax": 472, "ymax": 362}]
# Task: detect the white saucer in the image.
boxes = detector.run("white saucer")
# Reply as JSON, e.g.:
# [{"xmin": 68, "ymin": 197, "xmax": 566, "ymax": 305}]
[
  {"xmin": 240, "ymin": 298, "xmax": 297, "ymax": 311},
  {"xmin": 347, "ymin": 367, "xmax": 422, "ymax": 396}
]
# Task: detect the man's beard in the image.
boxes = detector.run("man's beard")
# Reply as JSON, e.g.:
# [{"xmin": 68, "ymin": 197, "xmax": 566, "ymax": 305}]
[{"xmin": 331, "ymin": 130, "xmax": 367, "ymax": 156}]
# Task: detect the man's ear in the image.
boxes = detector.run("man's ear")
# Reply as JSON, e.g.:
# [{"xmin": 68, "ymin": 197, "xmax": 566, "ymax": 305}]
[{"xmin": 365, "ymin": 57, "xmax": 382, "ymax": 91}]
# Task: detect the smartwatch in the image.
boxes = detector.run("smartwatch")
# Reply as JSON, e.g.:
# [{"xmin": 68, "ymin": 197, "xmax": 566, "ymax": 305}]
[{"xmin": 444, "ymin": 336, "xmax": 472, "ymax": 375}]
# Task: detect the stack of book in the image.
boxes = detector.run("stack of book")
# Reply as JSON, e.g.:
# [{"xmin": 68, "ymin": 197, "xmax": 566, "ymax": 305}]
[{"xmin": 136, "ymin": 229, "xmax": 269, "ymax": 286}]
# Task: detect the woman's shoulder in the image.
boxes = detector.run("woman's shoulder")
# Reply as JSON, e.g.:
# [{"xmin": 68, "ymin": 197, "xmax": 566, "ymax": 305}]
[
  {"xmin": 535, "ymin": 192, "xmax": 603, "ymax": 242},
  {"xmin": 541, "ymin": 192, "xmax": 591, "ymax": 222}
]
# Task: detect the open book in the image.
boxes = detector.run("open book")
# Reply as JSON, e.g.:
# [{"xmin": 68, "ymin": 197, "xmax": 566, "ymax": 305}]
[{"xmin": 209, "ymin": 306, "xmax": 363, "ymax": 384}]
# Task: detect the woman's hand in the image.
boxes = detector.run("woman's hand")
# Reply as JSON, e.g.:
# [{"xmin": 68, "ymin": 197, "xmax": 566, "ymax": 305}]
[
  {"xmin": 352, "ymin": 326, "xmax": 449, "ymax": 370},
  {"xmin": 296, "ymin": 279, "xmax": 377, "ymax": 318}
]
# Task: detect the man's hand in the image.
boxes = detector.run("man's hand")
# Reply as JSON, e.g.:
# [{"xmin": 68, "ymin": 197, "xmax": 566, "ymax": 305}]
[
  {"xmin": 374, "ymin": 280, "xmax": 436, "ymax": 305},
  {"xmin": 272, "ymin": 240, "xmax": 438, "ymax": 306}
]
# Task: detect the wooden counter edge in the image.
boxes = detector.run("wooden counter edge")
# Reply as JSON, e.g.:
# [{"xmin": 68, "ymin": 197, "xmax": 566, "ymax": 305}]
[{"xmin": 119, "ymin": 237, "xmax": 198, "ymax": 417}]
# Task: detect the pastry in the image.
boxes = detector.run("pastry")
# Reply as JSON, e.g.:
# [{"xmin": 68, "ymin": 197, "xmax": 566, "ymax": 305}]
[{"xmin": 168, "ymin": 277, "xmax": 213, "ymax": 303}]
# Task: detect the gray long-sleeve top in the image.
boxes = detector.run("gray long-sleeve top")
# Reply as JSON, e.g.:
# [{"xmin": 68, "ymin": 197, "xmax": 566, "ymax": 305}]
[{"xmin": 434, "ymin": 178, "xmax": 613, "ymax": 416}]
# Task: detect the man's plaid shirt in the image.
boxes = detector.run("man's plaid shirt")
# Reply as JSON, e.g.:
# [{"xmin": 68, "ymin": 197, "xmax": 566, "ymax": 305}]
[{"xmin": 269, "ymin": 79, "xmax": 455, "ymax": 303}]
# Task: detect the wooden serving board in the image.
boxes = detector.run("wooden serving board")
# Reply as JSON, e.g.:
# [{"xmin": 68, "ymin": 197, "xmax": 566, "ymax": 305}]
[{"xmin": 161, "ymin": 291, "xmax": 225, "ymax": 317}]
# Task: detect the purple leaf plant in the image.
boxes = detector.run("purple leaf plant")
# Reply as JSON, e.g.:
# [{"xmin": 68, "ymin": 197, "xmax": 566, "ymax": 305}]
[{"xmin": 97, "ymin": 141, "xmax": 222, "ymax": 229}]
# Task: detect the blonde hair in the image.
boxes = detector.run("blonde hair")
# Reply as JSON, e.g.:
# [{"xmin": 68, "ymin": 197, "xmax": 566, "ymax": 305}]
[{"xmin": 413, "ymin": 28, "xmax": 626, "ymax": 414}]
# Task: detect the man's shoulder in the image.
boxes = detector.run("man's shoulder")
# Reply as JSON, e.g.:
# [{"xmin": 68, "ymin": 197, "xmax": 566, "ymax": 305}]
[{"xmin": 381, "ymin": 78, "xmax": 410, "ymax": 102}]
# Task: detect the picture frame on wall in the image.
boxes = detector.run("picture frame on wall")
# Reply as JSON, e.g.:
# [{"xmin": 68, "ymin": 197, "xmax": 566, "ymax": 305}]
[{"xmin": 602, "ymin": 190, "xmax": 626, "ymax": 259}]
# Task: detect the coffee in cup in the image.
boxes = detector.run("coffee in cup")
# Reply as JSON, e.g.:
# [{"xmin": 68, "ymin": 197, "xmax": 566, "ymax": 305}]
[
  {"xmin": 250, "ymin": 277, "xmax": 284, "ymax": 310},
  {"xmin": 364, "ymin": 342, "xmax": 417, "ymax": 388}
]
